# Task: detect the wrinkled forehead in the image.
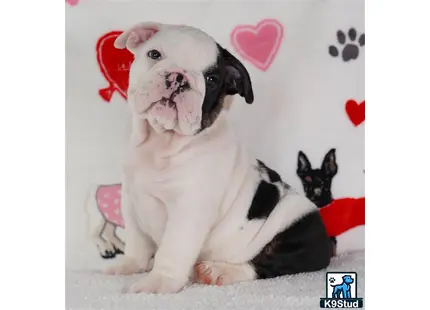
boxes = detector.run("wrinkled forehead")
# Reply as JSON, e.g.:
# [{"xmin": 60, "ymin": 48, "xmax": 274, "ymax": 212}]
[{"xmin": 146, "ymin": 26, "xmax": 220, "ymax": 71}]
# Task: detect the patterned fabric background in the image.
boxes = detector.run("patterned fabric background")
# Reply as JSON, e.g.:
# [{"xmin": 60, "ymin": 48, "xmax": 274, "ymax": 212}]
[{"xmin": 66, "ymin": 0, "xmax": 364, "ymax": 269}]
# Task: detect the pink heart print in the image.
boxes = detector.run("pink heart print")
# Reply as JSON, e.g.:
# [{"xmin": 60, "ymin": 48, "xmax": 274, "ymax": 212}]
[
  {"xmin": 66, "ymin": 0, "xmax": 79, "ymax": 6},
  {"xmin": 231, "ymin": 19, "xmax": 284, "ymax": 71}
]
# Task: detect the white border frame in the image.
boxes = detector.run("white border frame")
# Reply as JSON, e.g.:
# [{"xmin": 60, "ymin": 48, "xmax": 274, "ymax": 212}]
[
  {"xmin": 1, "ymin": 0, "xmax": 428, "ymax": 309},
  {"xmin": 366, "ymin": 0, "xmax": 430, "ymax": 308},
  {"xmin": 1, "ymin": 0, "xmax": 64, "ymax": 309}
]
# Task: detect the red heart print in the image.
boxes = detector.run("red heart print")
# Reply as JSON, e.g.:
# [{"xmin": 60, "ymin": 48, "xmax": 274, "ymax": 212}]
[
  {"xmin": 345, "ymin": 100, "xmax": 365, "ymax": 126},
  {"xmin": 231, "ymin": 19, "xmax": 284, "ymax": 71},
  {"xmin": 96, "ymin": 31, "xmax": 134, "ymax": 102}
]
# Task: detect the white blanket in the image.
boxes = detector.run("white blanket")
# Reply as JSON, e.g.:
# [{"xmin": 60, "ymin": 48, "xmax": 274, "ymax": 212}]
[{"xmin": 66, "ymin": 251, "xmax": 364, "ymax": 310}]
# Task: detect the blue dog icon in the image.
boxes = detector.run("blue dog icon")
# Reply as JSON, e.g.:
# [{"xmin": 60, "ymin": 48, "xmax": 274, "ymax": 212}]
[{"xmin": 331, "ymin": 275, "xmax": 354, "ymax": 298}]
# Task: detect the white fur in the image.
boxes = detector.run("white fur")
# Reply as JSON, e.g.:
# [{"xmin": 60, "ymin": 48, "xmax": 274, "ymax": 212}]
[{"xmin": 105, "ymin": 23, "xmax": 316, "ymax": 294}]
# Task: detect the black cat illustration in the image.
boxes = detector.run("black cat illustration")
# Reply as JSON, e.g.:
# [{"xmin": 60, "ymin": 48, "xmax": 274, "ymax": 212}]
[{"xmin": 297, "ymin": 148, "xmax": 338, "ymax": 250}]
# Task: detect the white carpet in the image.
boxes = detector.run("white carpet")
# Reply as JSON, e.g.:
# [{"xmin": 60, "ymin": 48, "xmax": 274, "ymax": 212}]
[{"xmin": 66, "ymin": 251, "xmax": 364, "ymax": 310}]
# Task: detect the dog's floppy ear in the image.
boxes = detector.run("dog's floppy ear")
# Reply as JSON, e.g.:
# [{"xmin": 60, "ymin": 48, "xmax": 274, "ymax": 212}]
[
  {"xmin": 218, "ymin": 45, "xmax": 254, "ymax": 104},
  {"xmin": 114, "ymin": 22, "xmax": 163, "ymax": 53}
]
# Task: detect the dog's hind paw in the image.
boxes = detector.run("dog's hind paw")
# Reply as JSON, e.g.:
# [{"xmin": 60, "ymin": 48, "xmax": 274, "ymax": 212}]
[
  {"xmin": 193, "ymin": 261, "xmax": 255, "ymax": 286},
  {"xmin": 127, "ymin": 271, "xmax": 187, "ymax": 294}
]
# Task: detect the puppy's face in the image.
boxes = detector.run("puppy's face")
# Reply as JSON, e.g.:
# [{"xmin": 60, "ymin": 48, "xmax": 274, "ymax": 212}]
[{"xmin": 115, "ymin": 22, "xmax": 254, "ymax": 135}]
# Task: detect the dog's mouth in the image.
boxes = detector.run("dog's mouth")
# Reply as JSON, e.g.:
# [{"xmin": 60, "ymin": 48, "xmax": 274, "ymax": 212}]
[
  {"xmin": 145, "ymin": 97, "xmax": 177, "ymax": 114},
  {"xmin": 133, "ymin": 76, "xmax": 202, "ymax": 135},
  {"xmin": 159, "ymin": 97, "xmax": 177, "ymax": 108},
  {"xmin": 145, "ymin": 82, "xmax": 189, "ymax": 112}
]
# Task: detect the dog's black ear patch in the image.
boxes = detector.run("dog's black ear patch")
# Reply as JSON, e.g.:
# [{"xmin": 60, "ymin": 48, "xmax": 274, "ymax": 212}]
[
  {"xmin": 217, "ymin": 44, "xmax": 254, "ymax": 104},
  {"xmin": 198, "ymin": 44, "xmax": 254, "ymax": 133}
]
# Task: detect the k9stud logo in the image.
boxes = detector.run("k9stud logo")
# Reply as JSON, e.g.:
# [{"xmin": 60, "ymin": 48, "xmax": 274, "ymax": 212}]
[{"xmin": 320, "ymin": 272, "xmax": 363, "ymax": 308}]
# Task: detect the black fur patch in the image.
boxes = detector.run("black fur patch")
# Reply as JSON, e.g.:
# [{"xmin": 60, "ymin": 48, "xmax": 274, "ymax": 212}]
[
  {"xmin": 198, "ymin": 44, "xmax": 254, "ymax": 133},
  {"xmin": 250, "ymin": 211, "xmax": 333, "ymax": 279},
  {"xmin": 199, "ymin": 50, "xmax": 226, "ymax": 132},
  {"xmin": 257, "ymin": 160, "xmax": 281, "ymax": 183},
  {"xmin": 200, "ymin": 96, "xmax": 225, "ymax": 131},
  {"xmin": 247, "ymin": 160, "xmax": 293, "ymax": 220},
  {"xmin": 247, "ymin": 180, "xmax": 280, "ymax": 220}
]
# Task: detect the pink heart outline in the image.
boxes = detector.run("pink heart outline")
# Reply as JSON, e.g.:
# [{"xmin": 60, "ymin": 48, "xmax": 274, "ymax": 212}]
[
  {"xmin": 66, "ymin": 0, "xmax": 79, "ymax": 6},
  {"xmin": 231, "ymin": 19, "xmax": 284, "ymax": 72}
]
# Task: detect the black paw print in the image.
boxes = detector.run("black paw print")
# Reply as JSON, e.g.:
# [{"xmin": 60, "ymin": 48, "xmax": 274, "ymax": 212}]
[
  {"xmin": 329, "ymin": 277, "xmax": 336, "ymax": 283},
  {"xmin": 329, "ymin": 28, "xmax": 365, "ymax": 62}
]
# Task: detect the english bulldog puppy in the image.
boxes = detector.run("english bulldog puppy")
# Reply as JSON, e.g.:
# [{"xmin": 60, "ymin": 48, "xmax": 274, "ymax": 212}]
[{"xmin": 105, "ymin": 22, "xmax": 333, "ymax": 294}]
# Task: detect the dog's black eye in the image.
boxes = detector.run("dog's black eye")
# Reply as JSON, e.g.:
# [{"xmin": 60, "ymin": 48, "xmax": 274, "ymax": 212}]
[
  {"xmin": 205, "ymin": 75, "xmax": 219, "ymax": 88},
  {"xmin": 147, "ymin": 50, "xmax": 162, "ymax": 60}
]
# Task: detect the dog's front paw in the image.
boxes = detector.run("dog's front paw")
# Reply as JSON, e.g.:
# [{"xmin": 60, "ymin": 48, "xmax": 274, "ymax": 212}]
[
  {"xmin": 127, "ymin": 271, "xmax": 188, "ymax": 294},
  {"xmin": 104, "ymin": 257, "xmax": 147, "ymax": 275}
]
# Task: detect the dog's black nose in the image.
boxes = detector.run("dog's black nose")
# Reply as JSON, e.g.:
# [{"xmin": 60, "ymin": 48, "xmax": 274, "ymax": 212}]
[
  {"xmin": 176, "ymin": 73, "xmax": 184, "ymax": 83},
  {"xmin": 165, "ymin": 72, "xmax": 187, "ymax": 85},
  {"xmin": 165, "ymin": 72, "xmax": 189, "ymax": 92}
]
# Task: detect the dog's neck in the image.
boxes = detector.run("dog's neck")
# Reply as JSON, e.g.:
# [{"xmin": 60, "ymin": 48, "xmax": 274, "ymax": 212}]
[{"xmin": 129, "ymin": 110, "xmax": 231, "ymax": 158}]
